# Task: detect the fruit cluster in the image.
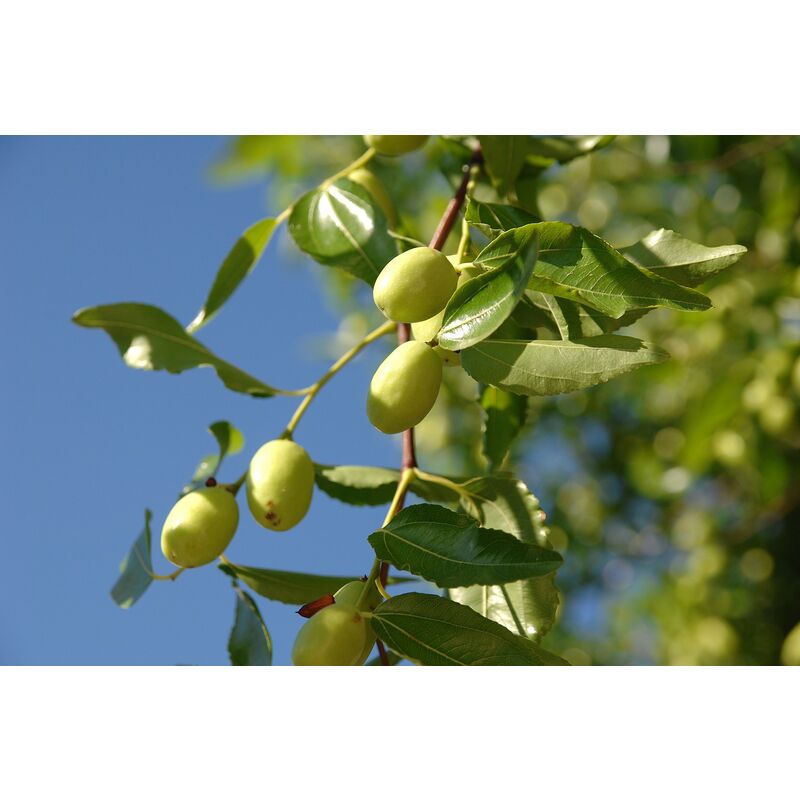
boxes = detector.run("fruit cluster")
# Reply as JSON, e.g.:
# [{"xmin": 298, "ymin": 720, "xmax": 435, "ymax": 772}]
[{"xmin": 159, "ymin": 135, "xmax": 454, "ymax": 665}]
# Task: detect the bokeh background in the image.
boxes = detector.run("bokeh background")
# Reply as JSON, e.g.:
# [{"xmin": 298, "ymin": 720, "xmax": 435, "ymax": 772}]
[{"xmin": 2, "ymin": 135, "xmax": 798, "ymax": 665}]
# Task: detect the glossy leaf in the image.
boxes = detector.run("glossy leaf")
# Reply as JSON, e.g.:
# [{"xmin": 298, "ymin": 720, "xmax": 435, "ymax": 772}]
[
  {"xmin": 219, "ymin": 562, "xmax": 411, "ymax": 605},
  {"xmin": 620, "ymin": 228, "xmax": 747, "ymax": 287},
  {"xmin": 452, "ymin": 476, "xmax": 560, "ymax": 640},
  {"xmin": 72, "ymin": 303, "xmax": 289, "ymax": 398},
  {"xmin": 438, "ymin": 228, "xmax": 538, "ymax": 350},
  {"xmin": 475, "ymin": 223, "xmax": 710, "ymax": 318},
  {"xmin": 187, "ymin": 218, "xmax": 278, "ymax": 332},
  {"xmin": 480, "ymin": 386, "xmax": 527, "ymax": 471},
  {"xmin": 288, "ymin": 177, "xmax": 397, "ymax": 285},
  {"xmin": 110, "ymin": 510, "xmax": 154, "ymax": 609},
  {"xmin": 480, "ymin": 136, "xmax": 529, "ymax": 195},
  {"xmin": 461, "ymin": 336, "xmax": 669, "ymax": 396},
  {"xmin": 464, "ymin": 197, "xmax": 539, "ymax": 238},
  {"xmin": 228, "ymin": 587, "xmax": 273, "ymax": 666},
  {"xmin": 370, "ymin": 593, "xmax": 568, "ymax": 666},
  {"xmin": 368, "ymin": 503, "xmax": 562, "ymax": 588},
  {"xmin": 184, "ymin": 421, "xmax": 245, "ymax": 494}
]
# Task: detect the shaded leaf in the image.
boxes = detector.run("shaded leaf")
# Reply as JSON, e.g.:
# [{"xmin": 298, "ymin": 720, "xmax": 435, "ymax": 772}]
[
  {"xmin": 525, "ymin": 135, "xmax": 615, "ymax": 164},
  {"xmin": 187, "ymin": 218, "xmax": 278, "ymax": 332},
  {"xmin": 368, "ymin": 503, "xmax": 562, "ymax": 588},
  {"xmin": 480, "ymin": 386, "xmax": 527, "ymax": 471},
  {"xmin": 461, "ymin": 336, "xmax": 669, "ymax": 396},
  {"xmin": 184, "ymin": 421, "xmax": 245, "ymax": 494},
  {"xmin": 620, "ymin": 228, "xmax": 747, "ymax": 287},
  {"xmin": 228, "ymin": 587, "xmax": 273, "ymax": 666},
  {"xmin": 73, "ymin": 303, "xmax": 290, "ymax": 398},
  {"xmin": 288, "ymin": 177, "xmax": 397, "ymax": 285},
  {"xmin": 110, "ymin": 510, "xmax": 154, "ymax": 609},
  {"xmin": 438, "ymin": 229, "xmax": 538, "ymax": 350},
  {"xmin": 464, "ymin": 197, "xmax": 539, "ymax": 238},
  {"xmin": 480, "ymin": 136, "xmax": 529, "ymax": 195},
  {"xmin": 370, "ymin": 593, "xmax": 568, "ymax": 665},
  {"xmin": 476, "ymin": 222, "xmax": 710, "ymax": 318}
]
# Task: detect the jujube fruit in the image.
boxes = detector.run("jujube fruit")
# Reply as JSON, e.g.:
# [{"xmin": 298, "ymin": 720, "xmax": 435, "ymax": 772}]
[
  {"xmin": 373, "ymin": 246, "xmax": 457, "ymax": 323},
  {"xmin": 334, "ymin": 580, "xmax": 378, "ymax": 664},
  {"xmin": 363, "ymin": 135, "xmax": 428, "ymax": 157},
  {"xmin": 292, "ymin": 604, "xmax": 368, "ymax": 666},
  {"xmin": 246, "ymin": 439, "xmax": 314, "ymax": 531},
  {"xmin": 367, "ymin": 340, "xmax": 442, "ymax": 434},
  {"xmin": 161, "ymin": 486, "xmax": 239, "ymax": 568},
  {"xmin": 347, "ymin": 168, "xmax": 396, "ymax": 226}
]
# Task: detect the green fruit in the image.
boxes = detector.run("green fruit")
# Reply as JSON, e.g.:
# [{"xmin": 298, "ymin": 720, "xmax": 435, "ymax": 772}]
[
  {"xmin": 246, "ymin": 439, "xmax": 314, "ymax": 531},
  {"xmin": 367, "ymin": 340, "xmax": 442, "ymax": 434},
  {"xmin": 363, "ymin": 135, "xmax": 428, "ymax": 156},
  {"xmin": 373, "ymin": 247, "xmax": 457, "ymax": 323},
  {"xmin": 292, "ymin": 604, "xmax": 368, "ymax": 666},
  {"xmin": 161, "ymin": 486, "xmax": 239, "ymax": 568},
  {"xmin": 411, "ymin": 262, "xmax": 477, "ymax": 344},
  {"xmin": 347, "ymin": 168, "xmax": 396, "ymax": 226},
  {"xmin": 334, "ymin": 580, "xmax": 378, "ymax": 664}
]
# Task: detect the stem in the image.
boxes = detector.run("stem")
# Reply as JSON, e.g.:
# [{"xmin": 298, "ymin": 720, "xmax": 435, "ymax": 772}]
[
  {"xmin": 500, "ymin": 584, "xmax": 527, "ymax": 637},
  {"xmin": 321, "ymin": 147, "xmax": 376, "ymax": 188},
  {"xmin": 454, "ymin": 162, "xmax": 480, "ymax": 264},
  {"xmin": 281, "ymin": 320, "xmax": 396, "ymax": 439},
  {"xmin": 227, "ymin": 472, "xmax": 248, "ymax": 496},
  {"xmin": 428, "ymin": 147, "xmax": 483, "ymax": 252},
  {"xmin": 376, "ymin": 639, "xmax": 390, "ymax": 666},
  {"xmin": 412, "ymin": 468, "xmax": 472, "ymax": 502},
  {"xmin": 133, "ymin": 545, "xmax": 185, "ymax": 582}
]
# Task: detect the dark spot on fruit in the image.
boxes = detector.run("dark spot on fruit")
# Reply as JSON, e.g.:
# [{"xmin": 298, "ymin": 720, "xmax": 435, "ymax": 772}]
[{"xmin": 205, "ymin": 477, "xmax": 217, "ymax": 487}]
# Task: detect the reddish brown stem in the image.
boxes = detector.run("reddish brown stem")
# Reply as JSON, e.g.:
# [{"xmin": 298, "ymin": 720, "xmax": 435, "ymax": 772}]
[
  {"xmin": 376, "ymin": 147, "xmax": 481, "ymax": 639},
  {"xmin": 376, "ymin": 638, "xmax": 390, "ymax": 666}
]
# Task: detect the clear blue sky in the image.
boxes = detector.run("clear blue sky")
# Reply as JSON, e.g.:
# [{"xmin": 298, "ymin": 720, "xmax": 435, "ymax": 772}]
[{"xmin": 0, "ymin": 136, "xmax": 410, "ymax": 665}]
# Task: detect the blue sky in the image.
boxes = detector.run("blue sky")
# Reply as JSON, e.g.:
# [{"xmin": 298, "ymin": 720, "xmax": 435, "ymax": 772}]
[{"xmin": 0, "ymin": 136, "xmax": 409, "ymax": 665}]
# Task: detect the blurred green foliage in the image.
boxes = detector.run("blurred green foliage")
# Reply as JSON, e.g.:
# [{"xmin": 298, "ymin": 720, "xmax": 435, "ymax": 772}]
[{"xmin": 212, "ymin": 135, "xmax": 800, "ymax": 665}]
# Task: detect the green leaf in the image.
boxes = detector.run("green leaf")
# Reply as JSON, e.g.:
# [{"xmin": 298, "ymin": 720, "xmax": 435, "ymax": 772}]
[
  {"xmin": 72, "ymin": 303, "xmax": 290, "ymax": 398},
  {"xmin": 464, "ymin": 197, "xmax": 539, "ymax": 238},
  {"xmin": 288, "ymin": 177, "xmax": 397, "ymax": 285},
  {"xmin": 620, "ymin": 228, "xmax": 747, "ymax": 287},
  {"xmin": 461, "ymin": 336, "xmax": 669, "ymax": 396},
  {"xmin": 228, "ymin": 587, "xmax": 273, "ymax": 666},
  {"xmin": 480, "ymin": 136, "xmax": 530, "ymax": 195},
  {"xmin": 525, "ymin": 135, "xmax": 615, "ymax": 164},
  {"xmin": 476, "ymin": 222, "xmax": 711, "ymax": 318},
  {"xmin": 452, "ymin": 476, "xmax": 559, "ymax": 640},
  {"xmin": 184, "ymin": 421, "xmax": 245, "ymax": 494},
  {"xmin": 219, "ymin": 562, "xmax": 412, "ymax": 605},
  {"xmin": 370, "ymin": 593, "xmax": 568, "ymax": 665},
  {"xmin": 314, "ymin": 463, "xmax": 462, "ymax": 506},
  {"xmin": 188, "ymin": 218, "xmax": 278, "ymax": 332},
  {"xmin": 110, "ymin": 510, "xmax": 154, "ymax": 609},
  {"xmin": 438, "ymin": 229, "xmax": 538, "ymax": 350},
  {"xmin": 368, "ymin": 503, "xmax": 562, "ymax": 588},
  {"xmin": 480, "ymin": 386, "xmax": 527, "ymax": 471},
  {"xmin": 314, "ymin": 464, "xmax": 401, "ymax": 506}
]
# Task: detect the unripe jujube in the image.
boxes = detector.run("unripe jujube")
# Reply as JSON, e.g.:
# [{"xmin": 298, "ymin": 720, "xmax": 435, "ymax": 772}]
[
  {"xmin": 367, "ymin": 340, "xmax": 442, "ymax": 434},
  {"xmin": 161, "ymin": 486, "xmax": 239, "ymax": 568},
  {"xmin": 347, "ymin": 167, "xmax": 396, "ymax": 225},
  {"xmin": 363, "ymin": 135, "xmax": 428, "ymax": 157},
  {"xmin": 373, "ymin": 246, "xmax": 458, "ymax": 323},
  {"xmin": 246, "ymin": 439, "xmax": 314, "ymax": 531},
  {"xmin": 292, "ymin": 604, "xmax": 368, "ymax": 666},
  {"xmin": 334, "ymin": 580, "xmax": 378, "ymax": 664}
]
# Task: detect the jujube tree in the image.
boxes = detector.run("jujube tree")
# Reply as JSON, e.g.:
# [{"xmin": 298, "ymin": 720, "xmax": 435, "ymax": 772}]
[{"xmin": 73, "ymin": 134, "xmax": 746, "ymax": 665}]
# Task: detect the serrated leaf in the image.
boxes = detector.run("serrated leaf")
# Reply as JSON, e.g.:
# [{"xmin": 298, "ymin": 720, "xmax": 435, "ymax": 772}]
[
  {"xmin": 452, "ymin": 476, "xmax": 559, "ymax": 640},
  {"xmin": 438, "ymin": 229, "xmax": 538, "ymax": 350},
  {"xmin": 461, "ymin": 335, "xmax": 669, "ymax": 396},
  {"xmin": 110, "ymin": 510, "xmax": 154, "ymax": 609},
  {"xmin": 314, "ymin": 463, "xmax": 462, "ymax": 506},
  {"xmin": 476, "ymin": 222, "xmax": 710, "ymax": 318},
  {"xmin": 72, "ymin": 303, "xmax": 290, "ymax": 398},
  {"xmin": 480, "ymin": 386, "xmax": 527, "ymax": 471},
  {"xmin": 220, "ymin": 562, "xmax": 412, "ymax": 605},
  {"xmin": 370, "ymin": 593, "xmax": 568, "ymax": 665},
  {"xmin": 288, "ymin": 177, "xmax": 397, "ymax": 285},
  {"xmin": 184, "ymin": 421, "xmax": 245, "ymax": 494},
  {"xmin": 620, "ymin": 228, "xmax": 747, "ymax": 287},
  {"xmin": 187, "ymin": 218, "xmax": 278, "ymax": 332},
  {"xmin": 368, "ymin": 503, "xmax": 562, "ymax": 588},
  {"xmin": 464, "ymin": 197, "xmax": 539, "ymax": 238},
  {"xmin": 480, "ymin": 136, "xmax": 530, "ymax": 195},
  {"xmin": 228, "ymin": 587, "xmax": 273, "ymax": 666}
]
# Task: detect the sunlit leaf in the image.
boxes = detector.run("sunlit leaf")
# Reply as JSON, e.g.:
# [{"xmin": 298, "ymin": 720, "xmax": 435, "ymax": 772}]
[
  {"xmin": 464, "ymin": 197, "xmax": 539, "ymax": 238},
  {"xmin": 184, "ymin": 421, "xmax": 245, "ymax": 494}
]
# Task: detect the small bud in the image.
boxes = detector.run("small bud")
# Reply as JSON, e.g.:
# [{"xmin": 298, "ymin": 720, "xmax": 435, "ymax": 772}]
[{"xmin": 297, "ymin": 594, "xmax": 335, "ymax": 618}]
